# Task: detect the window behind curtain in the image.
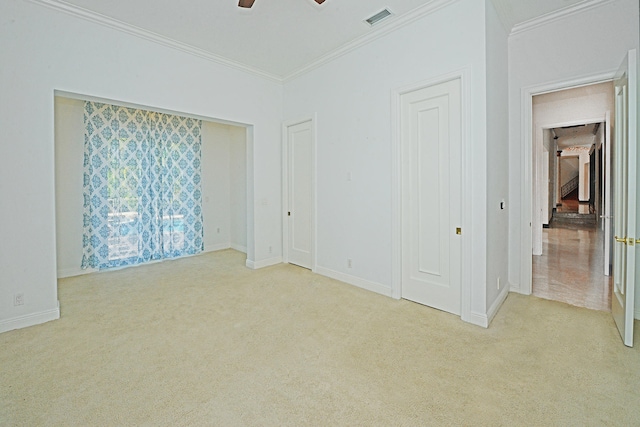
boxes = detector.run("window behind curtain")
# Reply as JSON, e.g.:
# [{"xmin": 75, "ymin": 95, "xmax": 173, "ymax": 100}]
[{"xmin": 81, "ymin": 102, "xmax": 203, "ymax": 270}]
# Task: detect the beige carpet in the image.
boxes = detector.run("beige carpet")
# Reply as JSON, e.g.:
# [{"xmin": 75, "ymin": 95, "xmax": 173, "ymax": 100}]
[{"xmin": 1, "ymin": 249, "xmax": 639, "ymax": 426}]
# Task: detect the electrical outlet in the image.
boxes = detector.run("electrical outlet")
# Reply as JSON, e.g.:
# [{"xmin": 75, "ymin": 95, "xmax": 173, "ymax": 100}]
[
  {"xmin": 14, "ymin": 293, "xmax": 24, "ymax": 306},
  {"xmin": 347, "ymin": 259, "xmax": 353, "ymax": 268}
]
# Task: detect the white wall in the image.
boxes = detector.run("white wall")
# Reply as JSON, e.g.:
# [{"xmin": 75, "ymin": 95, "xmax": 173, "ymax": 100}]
[
  {"xmin": 545, "ymin": 129, "xmax": 556, "ymax": 224},
  {"xmin": 533, "ymin": 83, "xmax": 615, "ymax": 127},
  {"xmin": 283, "ymin": 0, "xmax": 495, "ymax": 321},
  {"xmin": 595, "ymin": 120, "xmax": 605, "ymax": 220},
  {"xmin": 229, "ymin": 127, "xmax": 247, "ymax": 252},
  {"xmin": 484, "ymin": 0, "xmax": 510, "ymax": 315},
  {"xmin": 54, "ymin": 97, "xmax": 86, "ymax": 278},
  {"xmin": 508, "ymin": 0, "xmax": 639, "ymax": 292},
  {"xmin": 0, "ymin": 0, "xmax": 282, "ymax": 332},
  {"xmin": 560, "ymin": 157, "xmax": 579, "ymax": 188},
  {"xmin": 201, "ymin": 121, "xmax": 247, "ymax": 254},
  {"xmin": 578, "ymin": 153, "xmax": 590, "ymax": 201},
  {"xmin": 541, "ymin": 146, "xmax": 549, "ymax": 225},
  {"xmin": 201, "ymin": 121, "xmax": 231, "ymax": 252}
]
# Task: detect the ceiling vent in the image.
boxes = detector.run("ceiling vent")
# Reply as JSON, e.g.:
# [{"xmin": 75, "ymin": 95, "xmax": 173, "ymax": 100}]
[{"xmin": 365, "ymin": 8, "xmax": 392, "ymax": 26}]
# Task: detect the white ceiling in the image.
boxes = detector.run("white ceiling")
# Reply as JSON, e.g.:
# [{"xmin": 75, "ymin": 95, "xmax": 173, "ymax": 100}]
[
  {"xmin": 554, "ymin": 123, "xmax": 599, "ymax": 139},
  {"xmin": 47, "ymin": 0, "xmax": 596, "ymax": 79},
  {"xmin": 553, "ymin": 123, "xmax": 601, "ymax": 150}
]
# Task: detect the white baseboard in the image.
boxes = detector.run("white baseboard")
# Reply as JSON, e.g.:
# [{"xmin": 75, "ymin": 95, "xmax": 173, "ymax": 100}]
[
  {"xmin": 246, "ymin": 256, "xmax": 282, "ymax": 269},
  {"xmin": 205, "ymin": 243, "xmax": 247, "ymax": 254},
  {"xmin": 0, "ymin": 302, "xmax": 60, "ymax": 333},
  {"xmin": 487, "ymin": 284, "xmax": 510, "ymax": 325},
  {"xmin": 57, "ymin": 266, "xmax": 98, "ymax": 279},
  {"xmin": 463, "ymin": 310, "xmax": 489, "ymax": 328},
  {"xmin": 314, "ymin": 266, "xmax": 393, "ymax": 298},
  {"xmin": 204, "ymin": 243, "xmax": 230, "ymax": 252},
  {"xmin": 230, "ymin": 243, "xmax": 247, "ymax": 254},
  {"xmin": 509, "ymin": 282, "xmax": 531, "ymax": 295},
  {"xmin": 462, "ymin": 285, "xmax": 509, "ymax": 328},
  {"xmin": 59, "ymin": 246, "xmax": 248, "ymax": 277}
]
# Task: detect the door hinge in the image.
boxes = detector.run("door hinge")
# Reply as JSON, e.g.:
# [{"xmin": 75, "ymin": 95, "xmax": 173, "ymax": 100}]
[{"xmin": 456, "ymin": 227, "xmax": 462, "ymax": 235}]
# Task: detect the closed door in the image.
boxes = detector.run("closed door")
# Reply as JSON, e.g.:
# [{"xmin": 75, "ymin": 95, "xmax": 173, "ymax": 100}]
[
  {"xmin": 286, "ymin": 120, "xmax": 312, "ymax": 269},
  {"xmin": 400, "ymin": 78, "xmax": 462, "ymax": 315}
]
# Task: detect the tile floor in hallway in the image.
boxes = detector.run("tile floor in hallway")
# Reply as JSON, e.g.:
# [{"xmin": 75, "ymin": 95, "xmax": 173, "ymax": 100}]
[{"xmin": 533, "ymin": 222, "xmax": 612, "ymax": 312}]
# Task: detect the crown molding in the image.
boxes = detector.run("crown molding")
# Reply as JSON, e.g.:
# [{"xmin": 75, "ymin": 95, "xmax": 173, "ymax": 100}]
[
  {"xmin": 25, "ymin": 0, "xmax": 283, "ymax": 82},
  {"xmin": 28, "ymin": 0, "xmax": 461, "ymax": 84},
  {"xmin": 510, "ymin": 0, "xmax": 614, "ymax": 36},
  {"xmin": 282, "ymin": 0, "xmax": 459, "ymax": 82},
  {"xmin": 22, "ymin": 0, "xmax": 619, "ymax": 82}
]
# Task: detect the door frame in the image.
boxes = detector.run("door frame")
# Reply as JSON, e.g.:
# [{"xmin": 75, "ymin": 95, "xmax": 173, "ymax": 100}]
[
  {"xmin": 391, "ymin": 68, "xmax": 473, "ymax": 324},
  {"xmin": 518, "ymin": 71, "xmax": 616, "ymax": 295},
  {"xmin": 604, "ymin": 110, "xmax": 612, "ymax": 276},
  {"xmin": 282, "ymin": 116, "xmax": 317, "ymax": 271}
]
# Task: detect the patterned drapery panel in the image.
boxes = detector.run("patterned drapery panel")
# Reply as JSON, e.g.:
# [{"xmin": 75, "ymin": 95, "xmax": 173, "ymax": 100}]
[{"xmin": 81, "ymin": 102, "xmax": 203, "ymax": 270}]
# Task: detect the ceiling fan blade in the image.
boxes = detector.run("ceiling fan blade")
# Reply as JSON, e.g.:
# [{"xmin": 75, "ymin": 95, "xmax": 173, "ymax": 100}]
[
  {"xmin": 238, "ymin": 0, "xmax": 255, "ymax": 8},
  {"xmin": 314, "ymin": 0, "xmax": 326, "ymax": 3}
]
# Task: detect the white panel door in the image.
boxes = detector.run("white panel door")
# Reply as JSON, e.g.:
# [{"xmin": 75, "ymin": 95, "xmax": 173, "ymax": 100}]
[
  {"xmin": 612, "ymin": 50, "xmax": 637, "ymax": 347},
  {"xmin": 401, "ymin": 78, "xmax": 462, "ymax": 315},
  {"xmin": 287, "ymin": 120, "xmax": 312, "ymax": 269}
]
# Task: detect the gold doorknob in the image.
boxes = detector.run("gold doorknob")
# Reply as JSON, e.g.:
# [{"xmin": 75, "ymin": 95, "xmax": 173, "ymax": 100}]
[{"xmin": 615, "ymin": 236, "xmax": 637, "ymax": 246}]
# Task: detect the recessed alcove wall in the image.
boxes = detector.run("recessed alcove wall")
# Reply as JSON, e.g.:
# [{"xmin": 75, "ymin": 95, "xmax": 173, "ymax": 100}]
[{"xmin": 54, "ymin": 96, "xmax": 247, "ymax": 278}]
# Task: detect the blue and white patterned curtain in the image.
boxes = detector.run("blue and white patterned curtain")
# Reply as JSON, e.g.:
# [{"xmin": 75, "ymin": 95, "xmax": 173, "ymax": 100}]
[{"xmin": 81, "ymin": 102, "xmax": 203, "ymax": 270}]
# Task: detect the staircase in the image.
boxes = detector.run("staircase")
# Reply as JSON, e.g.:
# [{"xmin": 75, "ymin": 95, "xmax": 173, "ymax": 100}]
[
  {"xmin": 553, "ymin": 175, "xmax": 596, "ymax": 227},
  {"xmin": 561, "ymin": 175, "xmax": 579, "ymax": 198}
]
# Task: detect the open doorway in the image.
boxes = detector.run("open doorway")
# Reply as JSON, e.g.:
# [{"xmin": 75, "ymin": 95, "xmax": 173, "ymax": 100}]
[{"xmin": 531, "ymin": 82, "xmax": 614, "ymax": 311}]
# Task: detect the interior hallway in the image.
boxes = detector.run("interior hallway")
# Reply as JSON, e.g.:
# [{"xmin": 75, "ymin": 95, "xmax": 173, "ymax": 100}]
[{"xmin": 533, "ymin": 221, "xmax": 611, "ymax": 312}]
